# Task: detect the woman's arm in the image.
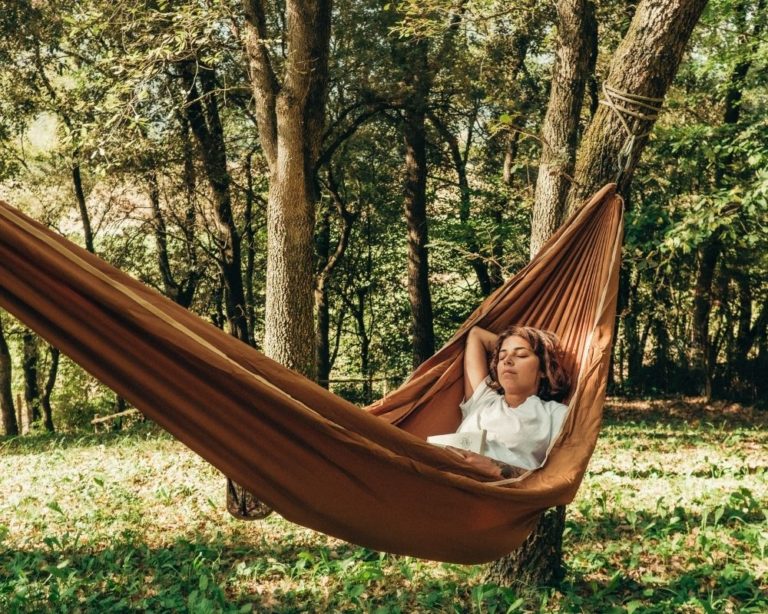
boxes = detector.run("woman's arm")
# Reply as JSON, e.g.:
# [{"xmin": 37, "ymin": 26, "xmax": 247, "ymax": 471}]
[{"xmin": 464, "ymin": 326, "xmax": 498, "ymax": 401}]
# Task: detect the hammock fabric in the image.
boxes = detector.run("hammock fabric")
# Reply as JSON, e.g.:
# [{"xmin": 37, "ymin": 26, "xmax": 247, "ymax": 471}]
[{"xmin": 0, "ymin": 184, "xmax": 623, "ymax": 564}]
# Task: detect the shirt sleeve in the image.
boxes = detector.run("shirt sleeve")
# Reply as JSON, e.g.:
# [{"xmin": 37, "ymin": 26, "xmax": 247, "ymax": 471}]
[
  {"xmin": 459, "ymin": 376, "xmax": 496, "ymax": 418},
  {"xmin": 547, "ymin": 401, "xmax": 569, "ymax": 442}
]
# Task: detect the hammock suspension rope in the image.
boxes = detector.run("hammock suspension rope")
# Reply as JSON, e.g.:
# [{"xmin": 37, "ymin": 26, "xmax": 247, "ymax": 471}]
[{"xmin": 599, "ymin": 84, "xmax": 663, "ymax": 182}]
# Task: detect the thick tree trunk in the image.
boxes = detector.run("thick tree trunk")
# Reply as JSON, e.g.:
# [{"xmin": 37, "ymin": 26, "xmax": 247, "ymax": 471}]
[
  {"xmin": 22, "ymin": 330, "xmax": 41, "ymax": 425},
  {"xmin": 0, "ymin": 316, "xmax": 18, "ymax": 436},
  {"xmin": 181, "ymin": 62, "xmax": 249, "ymax": 343},
  {"xmin": 565, "ymin": 0, "xmax": 709, "ymax": 211},
  {"xmin": 263, "ymin": 134, "xmax": 318, "ymax": 377},
  {"xmin": 486, "ymin": 507, "xmax": 566, "ymax": 586},
  {"xmin": 499, "ymin": 0, "xmax": 709, "ymax": 589},
  {"xmin": 243, "ymin": 0, "xmax": 332, "ymax": 377},
  {"xmin": 41, "ymin": 346, "xmax": 59, "ymax": 433},
  {"xmin": 228, "ymin": 0, "xmax": 332, "ymax": 519},
  {"xmin": 530, "ymin": 0, "xmax": 596, "ymax": 257},
  {"xmin": 494, "ymin": 0, "xmax": 595, "ymax": 586}
]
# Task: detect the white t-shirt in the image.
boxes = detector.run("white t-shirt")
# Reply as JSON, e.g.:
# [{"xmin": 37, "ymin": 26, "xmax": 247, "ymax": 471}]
[{"xmin": 458, "ymin": 377, "xmax": 568, "ymax": 470}]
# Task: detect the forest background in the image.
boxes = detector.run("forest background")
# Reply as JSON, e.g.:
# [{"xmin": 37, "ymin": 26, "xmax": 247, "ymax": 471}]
[
  {"xmin": 0, "ymin": 0, "xmax": 766, "ymax": 611},
  {"xmin": 0, "ymin": 0, "xmax": 766, "ymax": 435}
]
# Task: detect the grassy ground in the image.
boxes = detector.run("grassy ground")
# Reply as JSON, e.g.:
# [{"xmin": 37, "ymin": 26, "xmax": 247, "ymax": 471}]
[{"xmin": 0, "ymin": 398, "xmax": 766, "ymax": 613}]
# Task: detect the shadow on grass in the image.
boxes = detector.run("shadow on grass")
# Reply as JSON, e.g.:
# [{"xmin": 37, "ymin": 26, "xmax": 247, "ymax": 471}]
[
  {"xmin": 550, "ymin": 563, "xmax": 767, "ymax": 613},
  {"xmin": 603, "ymin": 397, "xmax": 768, "ymax": 430},
  {"xmin": 0, "ymin": 422, "xmax": 171, "ymax": 456},
  {"xmin": 0, "ymin": 532, "xmax": 377, "ymax": 612},
  {"xmin": 569, "ymin": 491, "xmax": 766, "ymax": 543},
  {"xmin": 0, "ymin": 533, "xmax": 477, "ymax": 613}
]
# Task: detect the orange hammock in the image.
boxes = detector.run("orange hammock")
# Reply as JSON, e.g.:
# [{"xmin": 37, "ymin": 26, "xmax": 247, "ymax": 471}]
[{"xmin": 0, "ymin": 184, "xmax": 622, "ymax": 564}]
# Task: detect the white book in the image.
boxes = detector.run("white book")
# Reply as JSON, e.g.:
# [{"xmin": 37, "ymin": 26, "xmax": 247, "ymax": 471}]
[{"xmin": 427, "ymin": 430, "xmax": 487, "ymax": 454}]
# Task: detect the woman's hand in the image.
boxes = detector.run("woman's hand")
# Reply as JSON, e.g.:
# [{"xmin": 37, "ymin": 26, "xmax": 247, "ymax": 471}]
[{"xmin": 446, "ymin": 447, "xmax": 509, "ymax": 479}]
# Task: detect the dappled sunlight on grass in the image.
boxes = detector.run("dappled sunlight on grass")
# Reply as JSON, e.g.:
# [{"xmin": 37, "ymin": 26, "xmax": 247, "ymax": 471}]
[{"xmin": 1, "ymin": 400, "xmax": 766, "ymax": 612}]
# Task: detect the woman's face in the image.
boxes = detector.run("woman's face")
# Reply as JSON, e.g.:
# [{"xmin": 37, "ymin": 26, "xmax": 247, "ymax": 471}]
[{"xmin": 496, "ymin": 335, "xmax": 542, "ymax": 397}]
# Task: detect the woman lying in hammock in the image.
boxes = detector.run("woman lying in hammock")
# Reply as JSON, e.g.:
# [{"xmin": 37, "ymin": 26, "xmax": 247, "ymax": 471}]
[{"xmin": 451, "ymin": 326, "xmax": 571, "ymax": 479}]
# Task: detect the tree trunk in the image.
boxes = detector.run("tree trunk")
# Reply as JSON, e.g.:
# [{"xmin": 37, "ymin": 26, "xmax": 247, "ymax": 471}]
[
  {"xmin": 315, "ymin": 174, "xmax": 356, "ymax": 386},
  {"xmin": 211, "ymin": 278, "xmax": 226, "ymax": 330},
  {"xmin": 227, "ymin": 0, "xmax": 332, "ymax": 519},
  {"xmin": 149, "ymin": 172, "xmax": 183, "ymax": 306},
  {"xmin": 493, "ymin": 0, "xmax": 595, "ymax": 586},
  {"xmin": 349, "ymin": 291, "xmax": 372, "ymax": 403},
  {"xmin": 499, "ymin": 0, "xmax": 709, "ymax": 589},
  {"xmin": 530, "ymin": 0, "xmax": 596, "ymax": 257},
  {"xmin": 243, "ymin": 0, "xmax": 332, "ymax": 377},
  {"xmin": 565, "ymin": 0, "xmax": 709, "ymax": 212},
  {"xmin": 179, "ymin": 113, "xmax": 202, "ymax": 309},
  {"xmin": 315, "ymin": 206, "xmax": 332, "ymax": 388},
  {"xmin": 41, "ymin": 346, "xmax": 59, "ymax": 433},
  {"xmin": 263, "ymin": 131, "xmax": 319, "ymax": 377},
  {"xmin": 0, "ymin": 316, "xmax": 18, "ymax": 436},
  {"xmin": 651, "ymin": 277, "xmax": 673, "ymax": 386},
  {"xmin": 243, "ymin": 147, "xmax": 259, "ymax": 347},
  {"xmin": 22, "ymin": 330, "xmax": 41, "ymax": 425},
  {"xmin": 180, "ymin": 61, "xmax": 249, "ymax": 343},
  {"xmin": 691, "ymin": 237, "xmax": 720, "ymax": 398},
  {"xmin": 72, "ymin": 163, "xmax": 95, "ymax": 254},
  {"xmin": 403, "ymin": 105, "xmax": 435, "ymax": 367},
  {"xmin": 486, "ymin": 507, "xmax": 566, "ymax": 586}
]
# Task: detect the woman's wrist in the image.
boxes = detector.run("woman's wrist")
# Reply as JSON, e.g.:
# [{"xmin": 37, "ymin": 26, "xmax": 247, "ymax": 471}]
[{"xmin": 491, "ymin": 459, "xmax": 513, "ymax": 479}]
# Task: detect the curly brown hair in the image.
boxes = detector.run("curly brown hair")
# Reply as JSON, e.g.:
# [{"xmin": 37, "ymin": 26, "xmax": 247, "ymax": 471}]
[{"xmin": 488, "ymin": 326, "xmax": 571, "ymax": 402}]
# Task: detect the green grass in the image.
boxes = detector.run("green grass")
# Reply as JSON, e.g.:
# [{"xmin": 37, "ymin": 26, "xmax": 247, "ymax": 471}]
[{"xmin": 1, "ymin": 399, "xmax": 766, "ymax": 613}]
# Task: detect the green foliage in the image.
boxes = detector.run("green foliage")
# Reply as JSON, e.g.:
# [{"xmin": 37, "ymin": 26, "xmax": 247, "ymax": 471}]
[
  {"xmin": 1, "ymin": 401, "xmax": 765, "ymax": 612},
  {"xmin": 0, "ymin": 0, "xmax": 766, "ymax": 418}
]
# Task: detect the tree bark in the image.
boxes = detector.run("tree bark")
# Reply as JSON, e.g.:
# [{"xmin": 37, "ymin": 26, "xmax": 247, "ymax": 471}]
[
  {"xmin": 486, "ymin": 507, "xmax": 567, "ymax": 586},
  {"xmin": 403, "ymin": 104, "xmax": 435, "ymax": 367},
  {"xmin": 496, "ymin": 0, "xmax": 709, "ymax": 589},
  {"xmin": 690, "ymin": 237, "xmax": 721, "ymax": 398},
  {"xmin": 180, "ymin": 61, "xmax": 249, "ymax": 343},
  {"xmin": 22, "ymin": 330, "xmax": 41, "ymax": 425},
  {"xmin": 0, "ymin": 316, "xmax": 18, "ymax": 436},
  {"xmin": 243, "ymin": 0, "xmax": 332, "ymax": 377},
  {"xmin": 315, "ymin": 171, "xmax": 356, "ymax": 386},
  {"xmin": 41, "ymin": 346, "xmax": 59, "ymax": 433},
  {"xmin": 565, "ymin": 0, "xmax": 709, "ymax": 212},
  {"xmin": 429, "ymin": 112, "xmax": 497, "ymax": 296},
  {"xmin": 493, "ymin": 0, "xmax": 595, "ymax": 586},
  {"xmin": 530, "ymin": 0, "xmax": 596, "ymax": 257}
]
